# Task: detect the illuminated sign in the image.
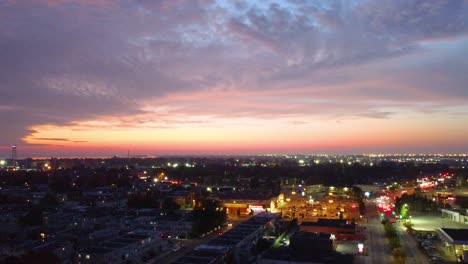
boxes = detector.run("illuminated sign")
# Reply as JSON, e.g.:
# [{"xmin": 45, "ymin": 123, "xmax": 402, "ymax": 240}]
[
  {"xmin": 358, "ymin": 243, "xmax": 364, "ymax": 253},
  {"xmin": 248, "ymin": 205, "xmax": 265, "ymax": 212}
]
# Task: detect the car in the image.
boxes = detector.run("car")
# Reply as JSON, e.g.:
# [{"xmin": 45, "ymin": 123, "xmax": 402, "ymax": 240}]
[
  {"xmin": 172, "ymin": 245, "xmax": 183, "ymax": 252},
  {"xmin": 421, "ymin": 241, "xmax": 434, "ymax": 246},
  {"xmin": 160, "ymin": 233, "xmax": 171, "ymax": 239}
]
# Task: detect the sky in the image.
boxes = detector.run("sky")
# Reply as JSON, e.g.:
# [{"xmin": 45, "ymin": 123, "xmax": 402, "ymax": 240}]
[{"xmin": 1, "ymin": 0, "xmax": 468, "ymax": 158}]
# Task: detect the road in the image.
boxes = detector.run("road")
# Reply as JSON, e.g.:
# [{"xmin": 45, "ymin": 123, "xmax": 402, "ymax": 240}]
[
  {"xmin": 355, "ymin": 201, "xmax": 392, "ymax": 264},
  {"xmin": 394, "ymin": 222, "xmax": 429, "ymax": 264}
]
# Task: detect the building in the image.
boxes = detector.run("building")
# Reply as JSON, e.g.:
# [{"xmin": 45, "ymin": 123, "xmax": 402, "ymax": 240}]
[
  {"xmin": 441, "ymin": 208, "xmax": 468, "ymax": 225},
  {"xmin": 259, "ymin": 232, "xmax": 354, "ymax": 264},
  {"xmin": 218, "ymin": 191, "xmax": 279, "ymax": 216},
  {"xmin": 299, "ymin": 219, "xmax": 360, "ymax": 240},
  {"xmin": 76, "ymin": 233, "xmax": 163, "ymax": 264},
  {"xmin": 174, "ymin": 213, "xmax": 279, "ymax": 264},
  {"xmin": 436, "ymin": 228, "xmax": 468, "ymax": 263}
]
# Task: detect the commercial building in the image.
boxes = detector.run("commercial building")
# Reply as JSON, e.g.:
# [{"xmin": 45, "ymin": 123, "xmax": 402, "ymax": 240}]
[
  {"xmin": 174, "ymin": 213, "xmax": 279, "ymax": 264},
  {"xmin": 441, "ymin": 208, "xmax": 468, "ymax": 225},
  {"xmin": 260, "ymin": 232, "xmax": 354, "ymax": 263},
  {"xmin": 436, "ymin": 228, "xmax": 468, "ymax": 263},
  {"xmin": 219, "ymin": 191, "xmax": 279, "ymax": 216},
  {"xmin": 299, "ymin": 219, "xmax": 356, "ymax": 237}
]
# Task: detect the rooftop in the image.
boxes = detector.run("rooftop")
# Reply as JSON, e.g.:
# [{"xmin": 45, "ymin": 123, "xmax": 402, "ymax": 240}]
[
  {"xmin": 174, "ymin": 213, "xmax": 279, "ymax": 263},
  {"xmin": 219, "ymin": 191, "xmax": 274, "ymax": 201},
  {"xmin": 80, "ymin": 247, "xmax": 114, "ymax": 255},
  {"xmin": 438, "ymin": 228, "xmax": 468, "ymax": 244},
  {"xmin": 301, "ymin": 219, "xmax": 356, "ymax": 229},
  {"xmin": 262, "ymin": 246, "xmax": 353, "ymax": 263}
]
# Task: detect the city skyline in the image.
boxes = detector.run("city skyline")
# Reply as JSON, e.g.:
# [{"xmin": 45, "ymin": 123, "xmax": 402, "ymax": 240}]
[{"xmin": 1, "ymin": 0, "xmax": 468, "ymax": 157}]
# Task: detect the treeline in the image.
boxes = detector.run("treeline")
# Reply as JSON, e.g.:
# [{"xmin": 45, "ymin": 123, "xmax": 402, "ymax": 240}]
[
  {"xmin": 395, "ymin": 193, "xmax": 440, "ymax": 214},
  {"xmin": 383, "ymin": 222, "xmax": 405, "ymax": 263},
  {"xmin": 191, "ymin": 199, "xmax": 226, "ymax": 236},
  {"xmin": 0, "ymin": 167, "xmax": 133, "ymax": 192},
  {"xmin": 0, "ymin": 161, "xmax": 455, "ymax": 191}
]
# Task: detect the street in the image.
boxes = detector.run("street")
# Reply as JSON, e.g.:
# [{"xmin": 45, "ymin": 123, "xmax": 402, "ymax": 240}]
[
  {"xmin": 394, "ymin": 222, "xmax": 429, "ymax": 264},
  {"xmin": 355, "ymin": 201, "xmax": 392, "ymax": 264}
]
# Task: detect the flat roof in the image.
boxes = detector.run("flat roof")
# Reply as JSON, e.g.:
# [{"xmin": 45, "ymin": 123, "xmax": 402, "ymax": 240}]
[
  {"xmin": 301, "ymin": 219, "xmax": 356, "ymax": 228},
  {"xmin": 175, "ymin": 213, "xmax": 278, "ymax": 262},
  {"xmin": 219, "ymin": 191, "xmax": 273, "ymax": 200},
  {"xmin": 262, "ymin": 246, "xmax": 352, "ymax": 263},
  {"xmin": 100, "ymin": 242, "xmax": 128, "ymax": 249},
  {"xmin": 437, "ymin": 228, "xmax": 468, "ymax": 245},
  {"xmin": 206, "ymin": 213, "xmax": 278, "ymax": 246},
  {"xmin": 80, "ymin": 247, "xmax": 114, "ymax": 255},
  {"xmin": 173, "ymin": 247, "xmax": 227, "ymax": 264}
]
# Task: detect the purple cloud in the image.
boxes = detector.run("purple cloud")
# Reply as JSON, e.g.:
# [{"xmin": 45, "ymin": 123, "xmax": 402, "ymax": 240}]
[{"xmin": 0, "ymin": 0, "xmax": 467, "ymax": 153}]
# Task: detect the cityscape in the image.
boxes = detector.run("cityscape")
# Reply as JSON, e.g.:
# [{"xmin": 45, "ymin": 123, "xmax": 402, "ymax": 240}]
[
  {"xmin": 2, "ymin": 1, "xmax": 468, "ymax": 264},
  {"xmin": 1, "ymin": 152, "xmax": 467, "ymax": 263}
]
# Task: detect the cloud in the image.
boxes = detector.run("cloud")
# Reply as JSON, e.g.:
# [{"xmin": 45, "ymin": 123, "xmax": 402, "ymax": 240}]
[
  {"xmin": 0, "ymin": 0, "xmax": 467, "ymax": 153},
  {"xmin": 358, "ymin": 0, "xmax": 468, "ymax": 40},
  {"xmin": 33, "ymin": 137, "xmax": 87, "ymax": 143}
]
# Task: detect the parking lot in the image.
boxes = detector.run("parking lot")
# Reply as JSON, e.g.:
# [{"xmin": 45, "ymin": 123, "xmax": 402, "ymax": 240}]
[
  {"xmin": 405, "ymin": 214, "xmax": 467, "ymax": 263},
  {"xmin": 409, "ymin": 215, "xmax": 468, "ymax": 231}
]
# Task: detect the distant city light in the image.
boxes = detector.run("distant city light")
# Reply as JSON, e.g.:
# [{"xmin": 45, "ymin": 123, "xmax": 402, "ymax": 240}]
[{"xmin": 364, "ymin": 192, "xmax": 370, "ymax": 198}]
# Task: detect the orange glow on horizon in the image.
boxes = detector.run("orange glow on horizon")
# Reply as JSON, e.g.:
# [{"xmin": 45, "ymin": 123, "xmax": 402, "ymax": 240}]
[{"xmin": 20, "ymin": 106, "xmax": 468, "ymax": 155}]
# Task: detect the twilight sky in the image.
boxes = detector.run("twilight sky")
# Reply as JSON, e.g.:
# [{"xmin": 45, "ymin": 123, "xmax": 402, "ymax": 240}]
[{"xmin": 1, "ymin": 0, "xmax": 468, "ymax": 157}]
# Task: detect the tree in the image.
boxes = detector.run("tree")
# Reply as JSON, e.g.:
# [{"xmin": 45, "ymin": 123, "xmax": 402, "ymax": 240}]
[
  {"xmin": 3, "ymin": 249, "xmax": 60, "ymax": 264},
  {"xmin": 400, "ymin": 204, "xmax": 409, "ymax": 219},
  {"xmin": 39, "ymin": 193, "xmax": 59, "ymax": 211},
  {"xmin": 127, "ymin": 193, "xmax": 156, "ymax": 208},
  {"xmin": 191, "ymin": 199, "xmax": 226, "ymax": 236},
  {"xmin": 162, "ymin": 198, "xmax": 180, "ymax": 216},
  {"xmin": 19, "ymin": 207, "xmax": 43, "ymax": 227},
  {"xmin": 351, "ymin": 186, "xmax": 363, "ymax": 199},
  {"xmin": 457, "ymin": 173, "xmax": 467, "ymax": 187}
]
